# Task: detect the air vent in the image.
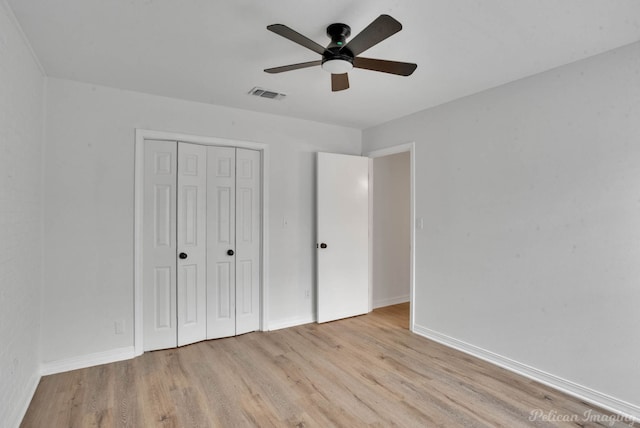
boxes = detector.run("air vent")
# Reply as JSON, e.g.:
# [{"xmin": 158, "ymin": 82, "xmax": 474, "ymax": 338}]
[{"xmin": 248, "ymin": 87, "xmax": 286, "ymax": 100}]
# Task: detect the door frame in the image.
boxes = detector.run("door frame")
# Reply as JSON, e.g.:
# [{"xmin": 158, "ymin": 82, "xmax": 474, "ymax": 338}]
[
  {"xmin": 364, "ymin": 142, "xmax": 415, "ymax": 332},
  {"xmin": 134, "ymin": 129, "xmax": 269, "ymax": 355}
]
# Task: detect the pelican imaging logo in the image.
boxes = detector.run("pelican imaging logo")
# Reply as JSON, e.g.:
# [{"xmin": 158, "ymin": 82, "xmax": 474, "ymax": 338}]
[{"xmin": 528, "ymin": 409, "xmax": 636, "ymax": 426}]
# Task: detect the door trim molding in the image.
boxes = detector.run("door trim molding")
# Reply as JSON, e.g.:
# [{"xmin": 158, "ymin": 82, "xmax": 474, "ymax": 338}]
[
  {"xmin": 134, "ymin": 129, "xmax": 269, "ymax": 356},
  {"xmin": 363, "ymin": 142, "xmax": 415, "ymax": 332}
]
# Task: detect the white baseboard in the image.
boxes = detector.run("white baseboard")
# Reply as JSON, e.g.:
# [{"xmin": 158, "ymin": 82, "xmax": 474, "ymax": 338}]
[
  {"xmin": 413, "ymin": 324, "xmax": 640, "ymax": 423},
  {"xmin": 373, "ymin": 294, "xmax": 410, "ymax": 309},
  {"xmin": 8, "ymin": 372, "xmax": 40, "ymax": 428},
  {"xmin": 268, "ymin": 315, "xmax": 315, "ymax": 331},
  {"xmin": 40, "ymin": 346, "xmax": 136, "ymax": 376}
]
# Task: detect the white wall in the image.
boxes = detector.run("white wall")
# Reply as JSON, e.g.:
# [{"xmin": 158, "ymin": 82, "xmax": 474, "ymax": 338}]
[
  {"xmin": 363, "ymin": 42, "xmax": 640, "ymax": 415},
  {"xmin": 0, "ymin": 2, "xmax": 45, "ymax": 426},
  {"xmin": 42, "ymin": 78, "xmax": 361, "ymax": 365},
  {"xmin": 372, "ymin": 152, "xmax": 410, "ymax": 308}
]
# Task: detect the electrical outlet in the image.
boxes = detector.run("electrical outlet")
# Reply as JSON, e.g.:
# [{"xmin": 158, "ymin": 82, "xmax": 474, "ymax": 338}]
[{"xmin": 114, "ymin": 320, "xmax": 125, "ymax": 335}]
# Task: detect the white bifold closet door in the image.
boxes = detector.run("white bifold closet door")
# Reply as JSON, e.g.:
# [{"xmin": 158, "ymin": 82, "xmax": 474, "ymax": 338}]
[
  {"xmin": 206, "ymin": 146, "xmax": 261, "ymax": 338},
  {"xmin": 143, "ymin": 140, "xmax": 178, "ymax": 351},
  {"xmin": 176, "ymin": 142, "xmax": 207, "ymax": 347},
  {"xmin": 143, "ymin": 141, "xmax": 261, "ymax": 352}
]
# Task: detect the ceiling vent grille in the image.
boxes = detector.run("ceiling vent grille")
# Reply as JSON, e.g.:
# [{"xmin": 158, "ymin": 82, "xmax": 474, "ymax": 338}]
[{"xmin": 248, "ymin": 87, "xmax": 286, "ymax": 100}]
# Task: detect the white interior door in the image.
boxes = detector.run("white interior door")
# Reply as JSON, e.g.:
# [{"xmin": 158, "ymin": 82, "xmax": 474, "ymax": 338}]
[
  {"xmin": 235, "ymin": 148, "xmax": 261, "ymax": 335},
  {"xmin": 207, "ymin": 147, "xmax": 261, "ymax": 338},
  {"xmin": 206, "ymin": 146, "xmax": 237, "ymax": 339},
  {"xmin": 317, "ymin": 152, "xmax": 369, "ymax": 323},
  {"xmin": 177, "ymin": 142, "xmax": 208, "ymax": 346},
  {"xmin": 142, "ymin": 140, "xmax": 178, "ymax": 351}
]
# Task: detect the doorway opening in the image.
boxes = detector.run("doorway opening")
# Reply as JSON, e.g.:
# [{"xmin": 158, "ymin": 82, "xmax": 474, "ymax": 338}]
[{"xmin": 366, "ymin": 143, "xmax": 415, "ymax": 331}]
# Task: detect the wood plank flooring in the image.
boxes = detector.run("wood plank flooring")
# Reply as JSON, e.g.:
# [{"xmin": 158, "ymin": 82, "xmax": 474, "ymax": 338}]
[{"xmin": 21, "ymin": 304, "xmax": 634, "ymax": 427}]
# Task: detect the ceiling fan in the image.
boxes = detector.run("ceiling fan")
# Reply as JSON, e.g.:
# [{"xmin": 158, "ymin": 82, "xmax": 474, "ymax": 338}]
[{"xmin": 264, "ymin": 15, "xmax": 417, "ymax": 92}]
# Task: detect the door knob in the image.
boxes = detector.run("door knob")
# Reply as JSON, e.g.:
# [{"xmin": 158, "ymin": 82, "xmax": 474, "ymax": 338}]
[
  {"xmin": 227, "ymin": 249, "xmax": 234, "ymax": 256},
  {"xmin": 179, "ymin": 252, "xmax": 188, "ymax": 259},
  {"xmin": 320, "ymin": 243, "xmax": 327, "ymax": 249}
]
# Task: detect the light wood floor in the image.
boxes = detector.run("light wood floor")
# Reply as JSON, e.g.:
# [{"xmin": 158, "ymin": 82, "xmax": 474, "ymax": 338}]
[{"xmin": 22, "ymin": 303, "xmax": 631, "ymax": 427}]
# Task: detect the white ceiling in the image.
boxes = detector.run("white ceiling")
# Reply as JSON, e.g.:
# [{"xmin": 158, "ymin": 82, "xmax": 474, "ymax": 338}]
[{"xmin": 8, "ymin": 0, "xmax": 640, "ymax": 129}]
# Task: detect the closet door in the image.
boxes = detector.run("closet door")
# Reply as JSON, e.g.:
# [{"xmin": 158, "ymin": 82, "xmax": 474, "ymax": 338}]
[
  {"xmin": 206, "ymin": 146, "xmax": 237, "ymax": 339},
  {"xmin": 143, "ymin": 141, "xmax": 261, "ymax": 349},
  {"xmin": 142, "ymin": 140, "xmax": 178, "ymax": 351},
  {"xmin": 235, "ymin": 148, "xmax": 261, "ymax": 335},
  {"xmin": 207, "ymin": 147, "xmax": 261, "ymax": 338},
  {"xmin": 176, "ymin": 142, "xmax": 208, "ymax": 346}
]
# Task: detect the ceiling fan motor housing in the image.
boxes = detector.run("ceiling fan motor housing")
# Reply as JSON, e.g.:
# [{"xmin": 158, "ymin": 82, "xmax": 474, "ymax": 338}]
[
  {"xmin": 322, "ymin": 23, "xmax": 354, "ymax": 73},
  {"xmin": 326, "ymin": 23, "xmax": 351, "ymax": 50}
]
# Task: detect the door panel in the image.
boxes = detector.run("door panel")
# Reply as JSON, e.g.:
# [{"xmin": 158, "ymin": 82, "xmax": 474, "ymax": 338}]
[
  {"xmin": 143, "ymin": 140, "xmax": 177, "ymax": 351},
  {"xmin": 235, "ymin": 148, "xmax": 261, "ymax": 335},
  {"xmin": 207, "ymin": 146, "xmax": 237, "ymax": 339},
  {"xmin": 182, "ymin": 186, "xmax": 199, "ymax": 245},
  {"xmin": 237, "ymin": 260, "xmax": 253, "ymax": 314},
  {"xmin": 317, "ymin": 152, "xmax": 369, "ymax": 323},
  {"xmin": 154, "ymin": 267, "xmax": 172, "ymax": 328},
  {"xmin": 217, "ymin": 187, "xmax": 232, "ymax": 243},
  {"xmin": 154, "ymin": 185, "xmax": 172, "ymax": 247},
  {"xmin": 184, "ymin": 265, "xmax": 200, "ymax": 324},
  {"xmin": 216, "ymin": 262, "xmax": 232, "ymax": 317},
  {"xmin": 177, "ymin": 142, "xmax": 207, "ymax": 346}
]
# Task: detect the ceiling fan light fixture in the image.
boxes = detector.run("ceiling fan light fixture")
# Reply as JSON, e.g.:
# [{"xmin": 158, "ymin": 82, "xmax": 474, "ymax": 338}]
[{"xmin": 321, "ymin": 59, "xmax": 353, "ymax": 74}]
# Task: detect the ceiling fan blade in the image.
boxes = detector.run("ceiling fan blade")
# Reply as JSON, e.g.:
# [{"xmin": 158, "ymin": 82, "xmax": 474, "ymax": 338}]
[
  {"xmin": 331, "ymin": 73, "xmax": 349, "ymax": 92},
  {"xmin": 264, "ymin": 60, "xmax": 322, "ymax": 74},
  {"xmin": 342, "ymin": 15, "xmax": 402, "ymax": 57},
  {"xmin": 267, "ymin": 24, "xmax": 326, "ymax": 55},
  {"xmin": 353, "ymin": 57, "xmax": 417, "ymax": 76}
]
